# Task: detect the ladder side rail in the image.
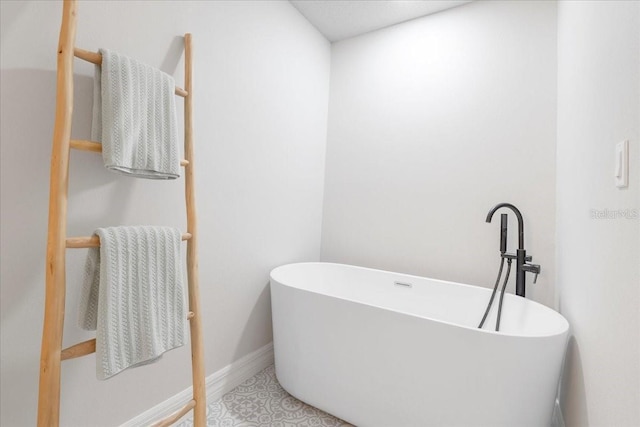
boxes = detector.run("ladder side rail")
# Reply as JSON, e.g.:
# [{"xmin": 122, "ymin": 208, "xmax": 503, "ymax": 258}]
[
  {"xmin": 183, "ymin": 33, "xmax": 207, "ymax": 427},
  {"xmin": 37, "ymin": 0, "xmax": 78, "ymax": 426}
]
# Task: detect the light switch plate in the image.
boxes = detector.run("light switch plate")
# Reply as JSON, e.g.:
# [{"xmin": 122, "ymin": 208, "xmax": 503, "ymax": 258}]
[{"xmin": 615, "ymin": 140, "xmax": 629, "ymax": 188}]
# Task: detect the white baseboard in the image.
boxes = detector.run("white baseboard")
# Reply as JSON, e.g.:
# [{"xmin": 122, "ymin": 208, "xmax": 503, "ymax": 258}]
[{"xmin": 120, "ymin": 342, "xmax": 274, "ymax": 427}]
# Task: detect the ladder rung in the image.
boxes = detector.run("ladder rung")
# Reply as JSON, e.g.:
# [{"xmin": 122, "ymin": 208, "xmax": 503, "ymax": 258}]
[
  {"xmin": 61, "ymin": 338, "xmax": 96, "ymax": 361},
  {"xmin": 66, "ymin": 233, "xmax": 192, "ymax": 248},
  {"xmin": 61, "ymin": 312, "xmax": 196, "ymax": 361},
  {"xmin": 70, "ymin": 139, "xmax": 101, "ymax": 152},
  {"xmin": 151, "ymin": 400, "xmax": 196, "ymax": 427},
  {"xmin": 174, "ymin": 87, "xmax": 188, "ymax": 98},
  {"xmin": 70, "ymin": 140, "xmax": 189, "ymax": 166},
  {"xmin": 73, "ymin": 48, "xmax": 188, "ymax": 97},
  {"xmin": 73, "ymin": 47, "xmax": 101, "ymax": 64}
]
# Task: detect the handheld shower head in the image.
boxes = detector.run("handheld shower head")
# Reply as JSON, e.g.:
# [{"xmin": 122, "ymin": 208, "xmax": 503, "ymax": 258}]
[{"xmin": 500, "ymin": 213, "xmax": 508, "ymax": 254}]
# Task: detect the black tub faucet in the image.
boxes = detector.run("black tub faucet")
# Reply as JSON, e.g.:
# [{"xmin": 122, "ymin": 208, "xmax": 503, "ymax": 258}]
[{"xmin": 486, "ymin": 203, "xmax": 541, "ymax": 297}]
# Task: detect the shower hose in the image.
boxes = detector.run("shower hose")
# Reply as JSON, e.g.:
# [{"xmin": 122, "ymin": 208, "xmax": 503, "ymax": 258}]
[{"xmin": 478, "ymin": 257, "xmax": 512, "ymax": 331}]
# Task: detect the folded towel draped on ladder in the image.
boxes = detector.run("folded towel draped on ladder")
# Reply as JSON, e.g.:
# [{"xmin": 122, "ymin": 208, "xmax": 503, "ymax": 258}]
[
  {"xmin": 92, "ymin": 49, "xmax": 180, "ymax": 179},
  {"xmin": 79, "ymin": 226, "xmax": 186, "ymax": 380}
]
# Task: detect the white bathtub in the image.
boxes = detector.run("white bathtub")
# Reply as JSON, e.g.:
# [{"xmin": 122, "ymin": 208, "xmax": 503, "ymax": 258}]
[{"xmin": 270, "ymin": 262, "xmax": 569, "ymax": 427}]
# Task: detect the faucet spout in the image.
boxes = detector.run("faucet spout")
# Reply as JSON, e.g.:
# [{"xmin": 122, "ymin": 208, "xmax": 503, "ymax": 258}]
[{"xmin": 486, "ymin": 203, "xmax": 524, "ymax": 250}]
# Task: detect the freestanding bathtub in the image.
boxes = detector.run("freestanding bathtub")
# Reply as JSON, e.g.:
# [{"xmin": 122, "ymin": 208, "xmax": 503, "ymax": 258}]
[{"xmin": 270, "ymin": 262, "xmax": 569, "ymax": 427}]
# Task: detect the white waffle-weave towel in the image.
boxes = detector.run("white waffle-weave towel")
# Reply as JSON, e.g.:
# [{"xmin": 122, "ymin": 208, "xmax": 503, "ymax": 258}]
[
  {"xmin": 79, "ymin": 226, "xmax": 185, "ymax": 380},
  {"xmin": 92, "ymin": 49, "xmax": 180, "ymax": 179}
]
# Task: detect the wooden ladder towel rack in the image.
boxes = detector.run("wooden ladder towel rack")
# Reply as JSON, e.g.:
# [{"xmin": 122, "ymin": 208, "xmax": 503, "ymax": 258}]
[{"xmin": 37, "ymin": 1, "xmax": 206, "ymax": 426}]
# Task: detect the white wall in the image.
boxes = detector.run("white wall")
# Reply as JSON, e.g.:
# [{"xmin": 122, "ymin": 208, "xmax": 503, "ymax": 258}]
[
  {"xmin": 557, "ymin": 1, "xmax": 640, "ymax": 426},
  {"xmin": 0, "ymin": 1, "xmax": 330, "ymax": 426},
  {"xmin": 321, "ymin": 0, "xmax": 558, "ymax": 307}
]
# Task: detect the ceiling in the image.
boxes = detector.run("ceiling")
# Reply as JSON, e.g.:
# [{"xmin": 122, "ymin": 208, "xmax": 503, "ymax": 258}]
[{"xmin": 290, "ymin": 0, "xmax": 472, "ymax": 42}]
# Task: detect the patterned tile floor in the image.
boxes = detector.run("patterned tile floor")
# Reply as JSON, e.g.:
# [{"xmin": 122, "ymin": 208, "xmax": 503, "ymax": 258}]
[{"xmin": 176, "ymin": 365, "xmax": 352, "ymax": 427}]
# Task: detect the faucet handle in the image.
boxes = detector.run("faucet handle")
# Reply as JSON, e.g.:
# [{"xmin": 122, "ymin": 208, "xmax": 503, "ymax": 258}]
[{"xmin": 522, "ymin": 263, "xmax": 541, "ymax": 284}]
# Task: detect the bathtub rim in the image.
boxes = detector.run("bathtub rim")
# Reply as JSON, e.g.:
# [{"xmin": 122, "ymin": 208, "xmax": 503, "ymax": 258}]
[{"xmin": 270, "ymin": 261, "xmax": 570, "ymax": 339}]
